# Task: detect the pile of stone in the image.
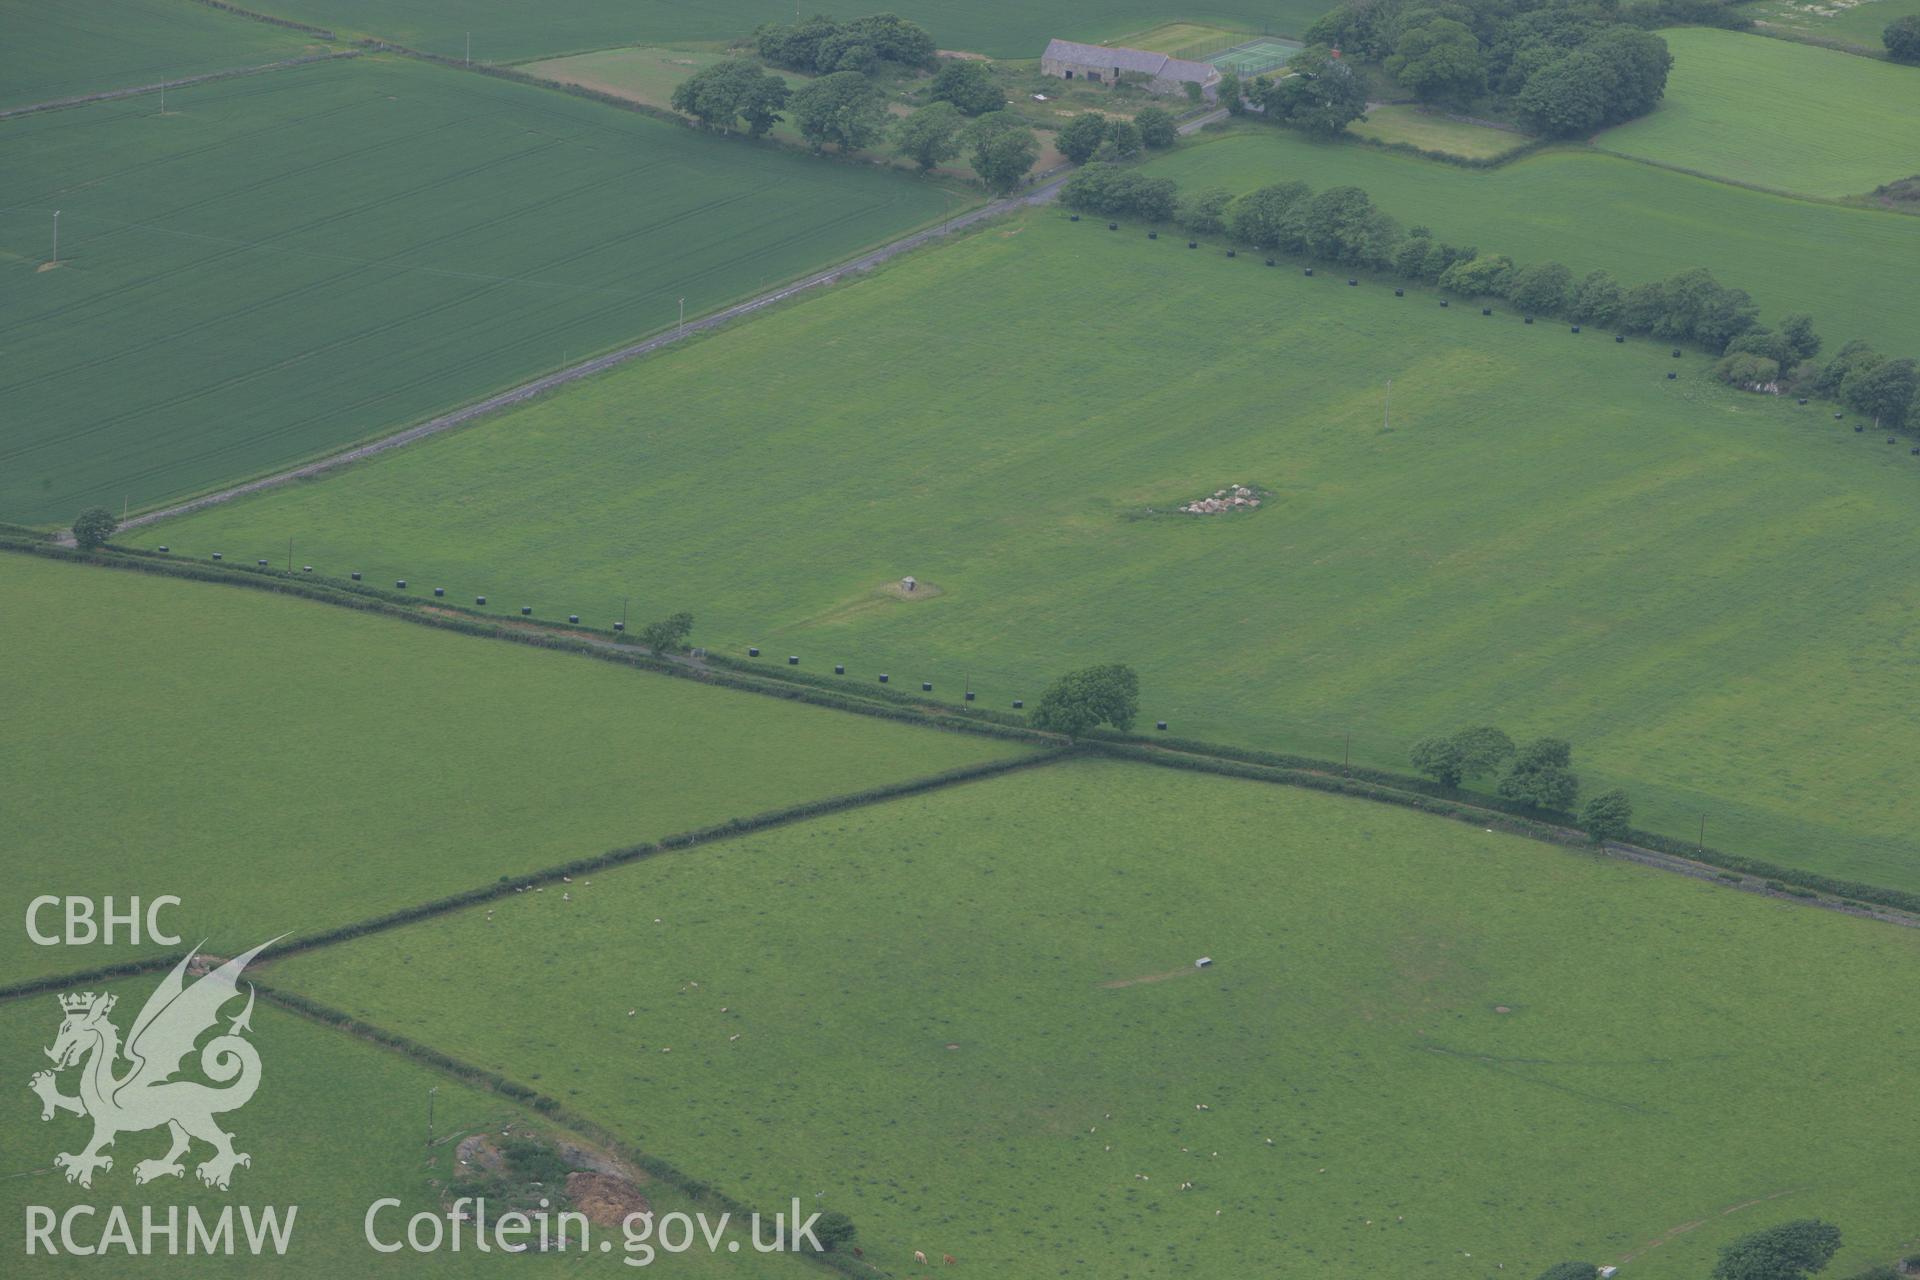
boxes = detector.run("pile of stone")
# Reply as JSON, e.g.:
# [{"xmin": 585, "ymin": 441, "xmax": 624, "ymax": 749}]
[{"xmin": 1180, "ymin": 484, "xmax": 1261, "ymax": 515}]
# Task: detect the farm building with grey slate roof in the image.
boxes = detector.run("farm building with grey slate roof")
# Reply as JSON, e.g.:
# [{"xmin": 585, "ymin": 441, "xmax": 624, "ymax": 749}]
[{"xmin": 1040, "ymin": 39, "xmax": 1220, "ymax": 96}]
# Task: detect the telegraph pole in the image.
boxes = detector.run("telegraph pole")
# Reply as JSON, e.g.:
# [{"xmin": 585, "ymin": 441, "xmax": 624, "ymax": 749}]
[
  {"xmin": 678, "ymin": 297, "xmax": 686, "ymax": 332},
  {"xmin": 50, "ymin": 210, "xmax": 59, "ymax": 266},
  {"xmin": 466, "ymin": 33, "xmax": 471, "ymax": 67},
  {"xmin": 1383, "ymin": 378, "xmax": 1392, "ymax": 432}
]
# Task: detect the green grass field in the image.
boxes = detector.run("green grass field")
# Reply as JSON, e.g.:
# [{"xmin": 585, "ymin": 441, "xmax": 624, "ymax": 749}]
[
  {"xmin": 0, "ymin": 0, "xmax": 325, "ymax": 111},
  {"xmin": 1595, "ymin": 28, "xmax": 1920, "ymax": 198},
  {"xmin": 1121, "ymin": 21, "xmax": 1255, "ymax": 56},
  {"xmin": 233, "ymin": 0, "xmax": 1328, "ymax": 61},
  {"xmin": 1143, "ymin": 127, "xmax": 1920, "ymax": 354},
  {"xmin": 1349, "ymin": 104, "xmax": 1530, "ymax": 160},
  {"xmin": 0, "ymin": 982, "xmax": 809, "ymax": 1276},
  {"xmin": 0, "ymin": 53, "xmax": 954, "ymax": 524},
  {"xmin": 0, "ymin": 552, "xmax": 1029, "ymax": 985},
  {"xmin": 128, "ymin": 208, "xmax": 1920, "ymax": 894},
  {"xmin": 264, "ymin": 758, "xmax": 1920, "ymax": 1277},
  {"xmin": 1752, "ymin": 0, "xmax": 1920, "ymax": 50}
]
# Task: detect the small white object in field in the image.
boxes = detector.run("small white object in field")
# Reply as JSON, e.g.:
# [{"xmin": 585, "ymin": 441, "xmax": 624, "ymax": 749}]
[{"xmin": 1196, "ymin": 956, "xmax": 1212, "ymax": 968}]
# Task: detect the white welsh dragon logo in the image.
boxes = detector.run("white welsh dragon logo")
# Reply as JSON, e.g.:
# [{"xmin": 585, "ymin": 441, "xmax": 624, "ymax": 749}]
[{"xmin": 29, "ymin": 938, "xmax": 280, "ymax": 1191}]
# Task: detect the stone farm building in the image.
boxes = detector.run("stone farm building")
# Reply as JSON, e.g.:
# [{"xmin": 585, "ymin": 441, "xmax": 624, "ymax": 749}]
[{"xmin": 1039, "ymin": 39, "xmax": 1220, "ymax": 97}]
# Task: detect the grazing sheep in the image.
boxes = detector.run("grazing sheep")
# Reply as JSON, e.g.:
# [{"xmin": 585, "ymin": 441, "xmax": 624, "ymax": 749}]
[{"xmin": 914, "ymin": 1250, "xmax": 928, "ymax": 1264}]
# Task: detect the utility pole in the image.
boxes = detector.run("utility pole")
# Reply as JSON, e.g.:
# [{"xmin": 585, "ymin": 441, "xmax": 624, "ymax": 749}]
[
  {"xmin": 678, "ymin": 296, "xmax": 685, "ymax": 332},
  {"xmin": 621, "ymin": 595, "xmax": 630, "ymax": 631},
  {"xmin": 159, "ymin": 83, "xmax": 165, "ymax": 114},
  {"xmin": 286, "ymin": 535, "xmax": 293, "ymax": 573},
  {"xmin": 466, "ymin": 32, "xmax": 471, "ymax": 67},
  {"xmin": 1698, "ymin": 814, "xmax": 1705, "ymax": 853},
  {"xmin": 1383, "ymin": 378, "xmax": 1392, "ymax": 432},
  {"xmin": 426, "ymin": 1086, "xmax": 437, "ymax": 1142},
  {"xmin": 50, "ymin": 210, "xmax": 59, "ymax": 266}
]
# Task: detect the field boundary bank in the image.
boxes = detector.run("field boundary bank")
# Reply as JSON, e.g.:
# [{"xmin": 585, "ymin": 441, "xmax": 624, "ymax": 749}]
[
  {"xmin": 1088, "ymin": 741, "xmax": 1920, "ymax": 927},
  {"xmin": 189, "ymin": 0, "xmax": 338, "ymax": 39},
  {"xmin": 249, "ymin": 983, "xmax": 889, "ymax": 1278},
  {"xmin": 0, "ymin": 50, "xmax": 358, "ymax": 120},
  {"xmin": 1752, "ymin": 20, "xmax": 1892, "ymax": 60},
  {"xmin": 1586, "ymin": 141, "xmax": 1919, "ymax": 212},
  {"xmin": 0, "ymin": 538, "xmax": 1061, "ymax": 749},
  {"xmin": 0, "ymin": 742, "xmax": 1070, "ymax": 1003},
  {"xmin": 10, "ymin": 536, "xmax": 1919, "ymax": 925}
]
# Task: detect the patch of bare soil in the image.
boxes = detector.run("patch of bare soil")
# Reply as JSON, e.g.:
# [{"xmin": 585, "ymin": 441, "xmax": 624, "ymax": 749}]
[
  {"xmin": 566, "ymin": 1171, "xmax": 651, "ymax": 1227},
  {"xmin": 879, "ymin": 578, "xmax": 942, "ymax": 601},
  {"xmin": 1103, "ymin": 967, "xmax": 1201, "ymax": 989}
]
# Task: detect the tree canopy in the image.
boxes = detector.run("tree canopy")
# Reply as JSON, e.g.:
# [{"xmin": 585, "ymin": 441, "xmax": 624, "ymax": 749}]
[
  {"xmin": 790, "ymin": 71, "xmax": 890, "ymax": 152},
  {"xmin": 638, "ymin": 612, "xmax": 694, "ymax": 657},
  {"xmin": 669, "ymin": 59, "xmax": 791, "ymax": 136},
  {"xmin": 893, "ymin": 100, "xmax": 964, "ymax": 171},
  {"xmin": 1410, "ymin": 725, "xmax": 1515, "ymax": 787},
  {"xmin": 754, "ymin": 12, "xmax": 935, "ymax": 74},
  {"xmin": 961, "ymin": 112, "xmax": 1039, "ymax": 195},
  {"xmin": 1029, "ymin": 664, "xmax": 1140, "ymax": 738},
  {"xmin": 1306, "ymin": 0, "xmax": 1675, "ymax": 137},
  {"xmin": 930, "ymin": 57, "xmax": 1002, "ymax": 115},
  {"xmin": 72, "ymin": 507, "xmax": 118, "ymax": 551},
  {"xmin": 1258, "ymin": 47, "xmax": 1368, "ymax": 135},
  {"xmin": 1711, "ymin": 1219, "xmax": 1843, "ymax": 1280},
  {"xmin": 1497, "ymin": 737, "xmax": 1580, "ymax": 811},
  {"xmin": 1885, "ymin": 14, "xmax": 1920, "ymax": 62}
]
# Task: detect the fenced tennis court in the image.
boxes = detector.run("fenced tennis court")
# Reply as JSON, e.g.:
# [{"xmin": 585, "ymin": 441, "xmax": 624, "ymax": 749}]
[{"xmin": 1208, "ymin": 38, "xmax": 1305, "ymax": 76}]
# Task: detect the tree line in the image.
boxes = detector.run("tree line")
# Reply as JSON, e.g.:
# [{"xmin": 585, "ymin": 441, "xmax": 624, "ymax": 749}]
[
  {"xmin": 752, "ymin": 12, "xmax": 937, "ymax": 75},
  {"xmin": 1541, "ymin": 1216, "xmax": 1917, "ymax": 1280},
  {"xmin": 1061, "ymin": 166, "xmax": 1920, "ymax": 427},
  {"xmin": 669, "ymin": 15, "xmax": 1061, "ymax": 195},
  {"xmin": 1302, "ymin": 0, "xmax": 1709, "ymax": 137}
]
